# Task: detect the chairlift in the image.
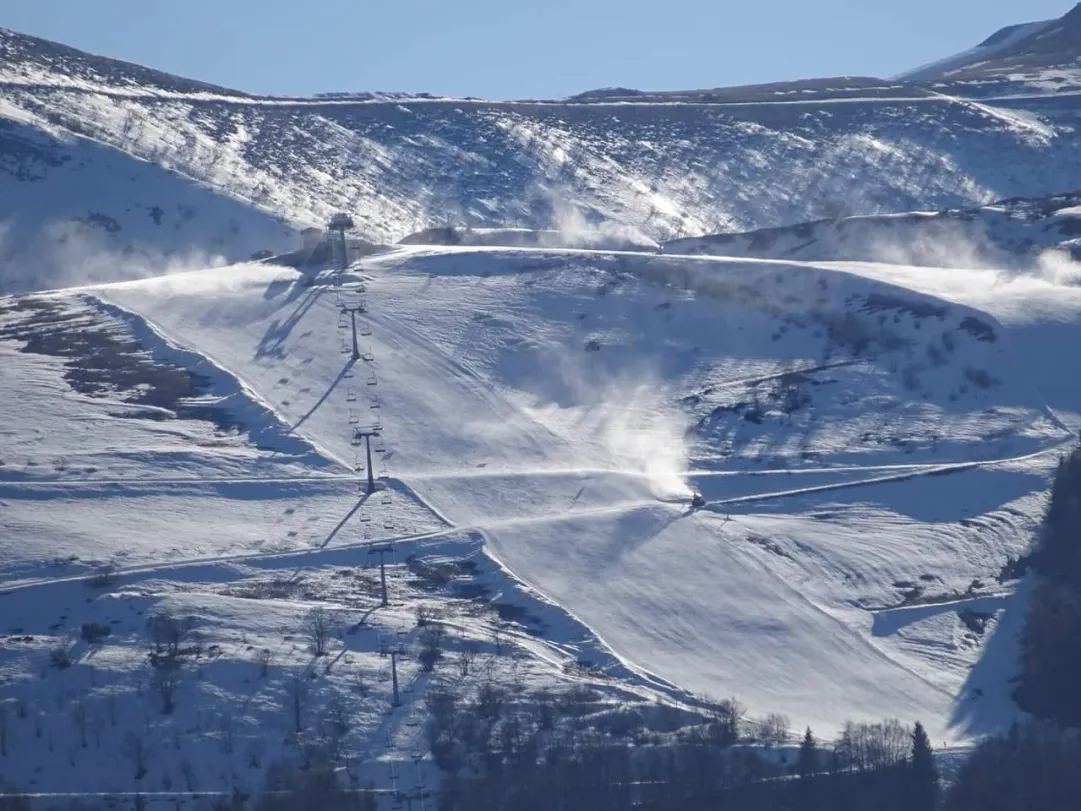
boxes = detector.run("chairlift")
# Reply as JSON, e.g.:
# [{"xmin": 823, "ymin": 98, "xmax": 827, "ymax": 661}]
[
  {"xmin": 370, "ymin": 396, "xmax": 381, "ymax": 410},
  {"xmin": 374, "ymin": 437, "xmax": 386, "ymax": 453},
  {"xmin": 366, "ymin": 372, "xmax": 378, "ymax": 386},
  {"xmin": 337, "ymin": 314, "xmax": 348, "ymax": 329},
  {"xmin": 343, "ymin": 366, "xmax": 355, "ymax": 379},
  {"xmin": 340, "ymin": 343, "xmax": 351, "ymax": 355},
  {"xmin": 361, "ymin": 348, "xmax": 375, "ymax": 362},
  {"xmin": 378, "ymin": 467, "xmax": 390, "ymax": 482},
  {"xmin": 350, "ymin": 431, "xmax": 363, "ymax": 447},
  {"xmin": 360, "ymin": 512, "xmax": 371, "ymax": 523},
  {"xmin": 346, "ymin": 387, "xmax": 357, "ymax": 403},
  {"xmin": 383, "ymin": 518, "xmax": 394, "ymax": 530},
  {"xmin": 370, "ymin": 421, "xmax": 383, "ymax": 432},
  {"xmin": 349, "ymin": 410, "xmax": 360, "ymax": 425},
  {"xmin": 359, "ymin": 321, "xmax": 372, "ymax": 336}
]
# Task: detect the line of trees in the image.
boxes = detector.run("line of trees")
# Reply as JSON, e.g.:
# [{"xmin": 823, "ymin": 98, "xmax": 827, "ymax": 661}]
[
  {"xmin": 1014, "ymin": 444, "xmax": 1081, "ymax": 727},
  {"xmin": 426, "ymin": 678, "xmax": 941, "ymax": 811}
]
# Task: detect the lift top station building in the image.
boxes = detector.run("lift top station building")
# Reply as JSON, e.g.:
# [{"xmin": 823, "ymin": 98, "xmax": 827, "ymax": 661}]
[{"xmin": 286, "ymin": 214, "xmax": 377, "ymax": 268}]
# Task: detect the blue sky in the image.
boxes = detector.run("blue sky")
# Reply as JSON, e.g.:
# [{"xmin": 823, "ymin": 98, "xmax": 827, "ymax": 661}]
[{"xmin": 3, "ymin": 0, "xmax": 1071, "ymax": 98}]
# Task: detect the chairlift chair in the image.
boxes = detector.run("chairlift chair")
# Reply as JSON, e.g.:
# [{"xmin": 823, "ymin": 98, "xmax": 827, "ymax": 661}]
[
  {"xmin": 349, "ymin": 410, "xmax": 360, "ymax": 425},
  {"xmin": 350, "ymin": 431, "xmax": 363, "ymax": 447},
  {"xmin": 374, "ymin": 437, "xmax": 386, "ymax": 453},
  {"xmin": 343, "ymin": 366, "xmax": 355, "ymax": 379},
  {"xmin": 366, "ymin": 372, "xmax": 378, "ymax": 386},
  {"xmin": 361, "ymin": 348, "xmax": 375, "ymax": 362},
  {"xmin": 346, "ymin": 387, "xmax": 357, "ymax": 402},
  {"xmin": 369, "ymin": 394, "xmax": 380, "ymax": 409},
  {"xmin": 370, "ymin": 421, "xmax": 383, "ymax": 432},
  {"xmin": 359, "ymin": 321, "xmax": 372, "ymax": 336},
  {"xmin": 360, "ymin": 512, "xmax": 371, "ymax": 523},
  {"xmin": 337, "ymin": 314, "xmax": 348, "ymax": 329}
]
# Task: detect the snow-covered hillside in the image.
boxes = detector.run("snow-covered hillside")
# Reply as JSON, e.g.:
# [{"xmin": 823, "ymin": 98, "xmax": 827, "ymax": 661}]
[
  {"xmin": 896, "ymin": 20, "xmax": 1057, "ymax": 82},
  {"xmin": 5, "ymin": 243, "xmax": 1079, "ymax": 795},
  {"xmin": 0, "ymin": 114, "xmax": 298, "ymax": 294},
  {"xmin": 664, "ymin": 192, "xmax": 1081, "ymax": 268},
  {"xmin": 5, "ymin": 25, "xmax": 1081, "ymax": 291},
  {"xmin": 897, "ymin": 3, "xmax": 1081, "ymax": 97},
  {"xmin": 6, "ymin": 11, "xmax": 1081, "ymax": 802}
]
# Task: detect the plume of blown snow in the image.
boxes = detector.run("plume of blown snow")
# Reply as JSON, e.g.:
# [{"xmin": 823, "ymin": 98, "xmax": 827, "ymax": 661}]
[
  {"xmin": 0, "ymin": 220, "xmax": 229, "ymax": 294},
  {"xmin": 1035, "ymin": 248, "xmax": 1081, "ymax": 286},
  {"xmin": 528, "ymin": 352, "xmax": 692, "ymax": 499},
  {"xmin": 546, "ymin": 191, "xmax": 658, "ymax": 251}
]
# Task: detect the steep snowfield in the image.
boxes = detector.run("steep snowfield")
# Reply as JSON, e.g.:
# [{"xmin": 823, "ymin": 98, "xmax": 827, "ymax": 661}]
[
  {"xmin": 0, "ymin": 115, "xmax": 297, "ymax": 293},
  {"xmin": 38, "ymin": 247, "xmax": 1065, "ymax": 744},
  {"xmin": 5, "ymin": 26, "xmax": 1081, "ymax": 290},
  {"xmin": 664, "ymin": 193, "xmax": 1081, "ymax": 268}
]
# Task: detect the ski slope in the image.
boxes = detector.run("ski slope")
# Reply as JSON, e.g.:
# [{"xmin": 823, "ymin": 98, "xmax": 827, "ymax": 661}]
[{"xmin": 15, "ymin": 245, "xmax": 1057, "ymax": 745}]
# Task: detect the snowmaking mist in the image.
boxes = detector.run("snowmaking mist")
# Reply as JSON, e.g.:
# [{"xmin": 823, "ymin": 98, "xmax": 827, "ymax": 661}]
[{"xmin": 523, "ymin": 353, "xmax": 693, "ymax": 501}]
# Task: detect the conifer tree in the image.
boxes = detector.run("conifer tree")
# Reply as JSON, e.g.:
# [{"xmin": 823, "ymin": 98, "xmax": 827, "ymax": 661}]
[
  {"xmin": 797, "ymin": 727, "xmax": 818, "ymax": 778},
  {"xmin": 908, "ymin": 721, "xmax": 940, "ymax": 810}
]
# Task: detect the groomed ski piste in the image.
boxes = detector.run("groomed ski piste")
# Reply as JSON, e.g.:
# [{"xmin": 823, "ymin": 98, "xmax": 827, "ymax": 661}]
[{"xmin": 3, "ymin": 243, "xmax": 1080, "ymax": 798}]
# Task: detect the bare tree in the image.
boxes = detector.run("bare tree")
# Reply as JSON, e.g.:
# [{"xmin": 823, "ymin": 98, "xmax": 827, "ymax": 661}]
[
  {"xmin": 147, "ymin": 611, "xmax": 196, "ymax": 665},
  {"xmin": 152, "ymin": 666, "xmax": 181, "ymax": 715},
  {"xmin": 71, "ymin": 700, "xmax": 88, "ymax": 748},
  {"xmin": 287, "ymin": 668, "xmax": 309, "ymax": 733},
  {"xmin": 322, "ymin": 694, "xmax": 351, "ymax": 762},
  {"xmin": 121, "ymin": 732, "xmax": 148, "ymax": 780},
  {"xmin": 257, "ymin": 648, "xmax": 272, "ymax": 678},
  {"xmin": 456, "ymin": 642, "xmax": 478, "ymax": 679},
  {"xmin": 758, "ymin": 713, "xmax": 791, "ymax": 749},
  {"xmin": 490, "ymin": 622, "xmax": 506, "ymax": 655},
  {"xmin": 219, "ymin": 712, "xmax": 235, "ymax": 755},
  {"xmin": 418, "ymin": 625, "xmax": 445, "ymax": 672},
  {"xmin": 305, "ymin": 608, "xmax": 337, "ymax": 657},
  {"xmin": 180, "ymin": 758, "xmax": 197, "ymax": 792}
]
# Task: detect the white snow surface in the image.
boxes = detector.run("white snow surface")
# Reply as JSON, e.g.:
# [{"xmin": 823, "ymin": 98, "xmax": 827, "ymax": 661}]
[
  {"xmin": 7, "ymin": 26, "xmax": 1081, "ymax": 292},
  {"xmin": 4, "ymin": 247, "xmax": 1065, "ymax": 745}
]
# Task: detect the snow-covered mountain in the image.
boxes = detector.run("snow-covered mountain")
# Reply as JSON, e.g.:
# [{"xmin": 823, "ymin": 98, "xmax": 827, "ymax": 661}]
[
  {"xmin": 5, "ymin": 12, "xmax": 1081, "ymax": 802},
  {"xmin": 898, "ymin": 3, "xmax": 1081, "ymax": 96},
  {"xmin": 663, "ymin": 191, "xmax": 1081, "ymax": 268},
  {"xmin": 4, "ymin": 24, "xmax": 1081, "ymax": 291}
]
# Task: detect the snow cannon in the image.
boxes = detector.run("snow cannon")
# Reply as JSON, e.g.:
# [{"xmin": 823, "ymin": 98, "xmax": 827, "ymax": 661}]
[{"xmin": 690, "ymin": 492, "xmax": 706, "ymax": 509}]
